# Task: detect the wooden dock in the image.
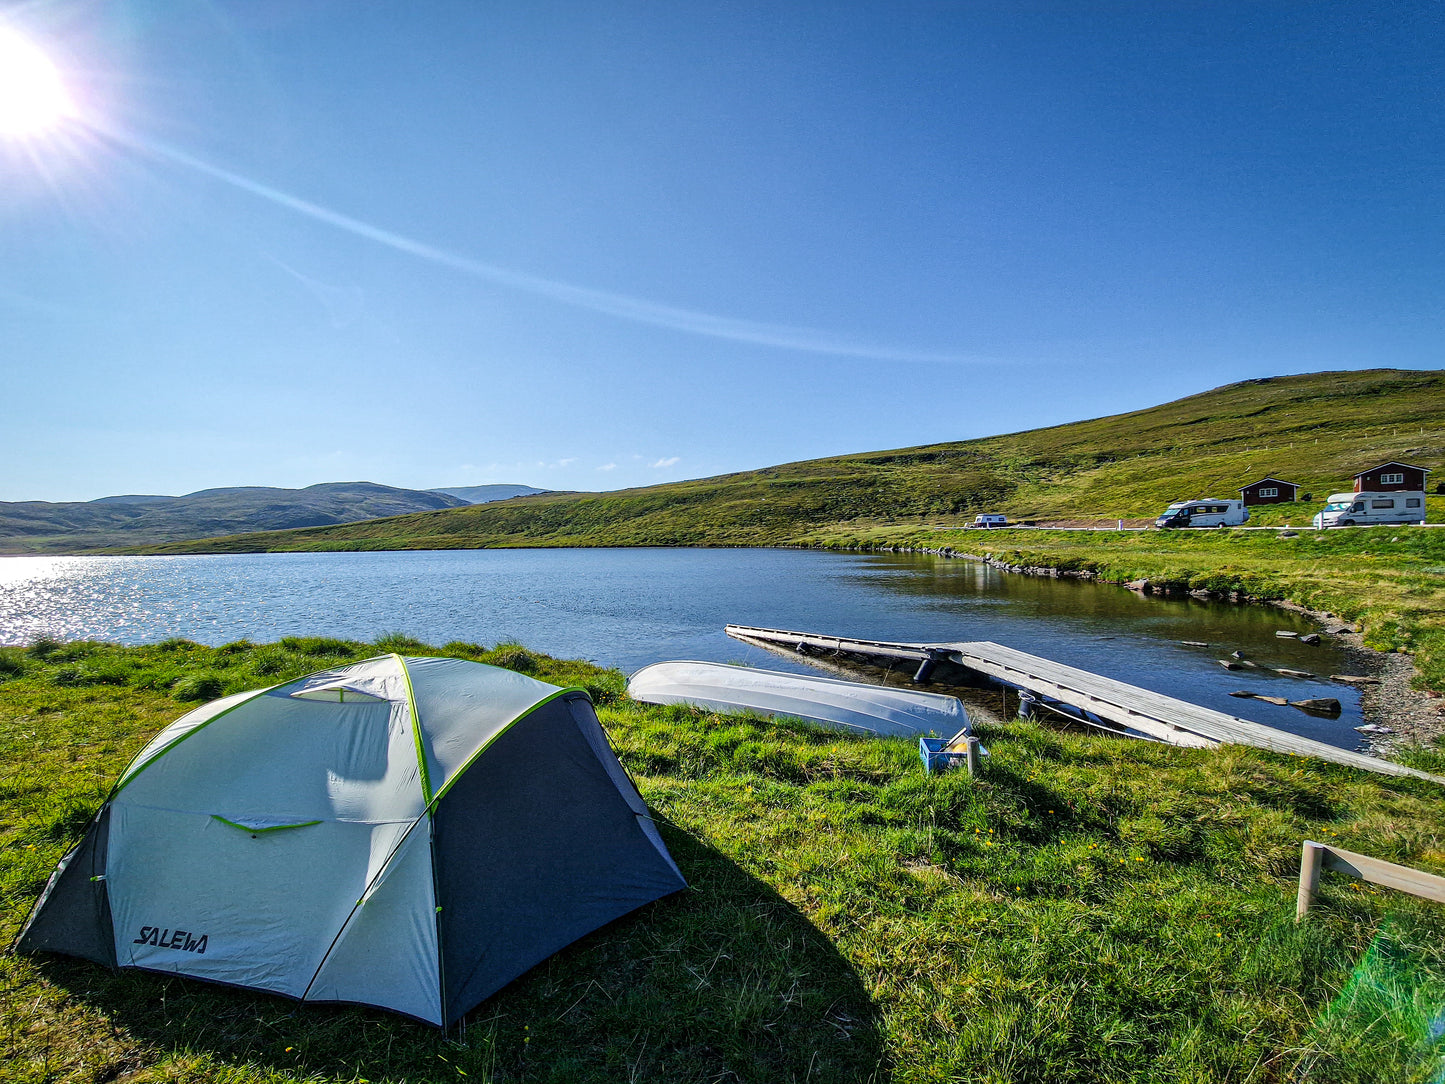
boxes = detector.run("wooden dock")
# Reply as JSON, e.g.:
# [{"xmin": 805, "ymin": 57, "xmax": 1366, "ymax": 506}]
[{"xmin": 725, "ymin": 624, "xmax": 1443, "ymax": 784}]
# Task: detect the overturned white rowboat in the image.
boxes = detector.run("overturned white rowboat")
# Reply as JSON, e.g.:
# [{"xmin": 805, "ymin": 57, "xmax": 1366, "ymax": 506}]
[{"xmin": 627, "ymin": 660, "xmax": 969, "ymax": 738}]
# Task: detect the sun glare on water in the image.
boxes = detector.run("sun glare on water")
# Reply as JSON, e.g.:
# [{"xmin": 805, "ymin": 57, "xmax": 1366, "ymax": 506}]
[{"xmin": 0, "ymin": 26, "xmax": 76, "ymax": 137}]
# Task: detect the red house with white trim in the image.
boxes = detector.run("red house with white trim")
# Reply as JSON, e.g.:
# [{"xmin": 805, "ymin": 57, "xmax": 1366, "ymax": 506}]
[
  {"xmin": 1353, "ymin": 461, "xmax": 1430, "ymax": 493},
  {"xmin": 1238, "ymin": 476, "xmax": 1300, "ymax": 506}
]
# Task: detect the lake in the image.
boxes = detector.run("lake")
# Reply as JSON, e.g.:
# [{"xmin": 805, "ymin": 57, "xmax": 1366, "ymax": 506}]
[{"xmin": 0, "ymin": 547, "xmax": 1365, "ymax": 747}]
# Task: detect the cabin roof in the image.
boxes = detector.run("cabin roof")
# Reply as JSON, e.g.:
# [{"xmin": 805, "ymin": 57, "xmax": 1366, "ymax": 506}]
[
  {"xmin": 1237, "ymin": 476, "xmax": 1299, "ymax": 491},
  {"xmin": 1354, "ymin": 461, "xmax": 1431, "ymax": 478}
]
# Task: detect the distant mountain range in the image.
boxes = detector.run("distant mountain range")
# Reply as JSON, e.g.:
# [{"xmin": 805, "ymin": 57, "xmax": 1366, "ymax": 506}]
[
  {"xmin": 0, "ymin": 481, "xmax": 547, "ymax": 554},
  {"xmin": 429, "ymin": 484, "xmax": 547, "ymax": 504}
]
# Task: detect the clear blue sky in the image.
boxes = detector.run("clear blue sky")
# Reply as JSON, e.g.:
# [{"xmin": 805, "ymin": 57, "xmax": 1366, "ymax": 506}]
[{"xmin": 2, "ymin": 1, "xmax": 1439, "ymax": 502}]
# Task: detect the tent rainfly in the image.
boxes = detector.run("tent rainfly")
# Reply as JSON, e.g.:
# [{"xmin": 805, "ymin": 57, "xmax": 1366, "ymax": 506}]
[{"xmin": 15, "ymin": 655, "xmax": 686, "ymax": 1025}]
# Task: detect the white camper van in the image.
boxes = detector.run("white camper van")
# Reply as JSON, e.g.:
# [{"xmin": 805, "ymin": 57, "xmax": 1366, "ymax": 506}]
[
  {"xmin": 1311, "ymin": 491, "xmax": 1427, "ymax": 528},
  {"xmin": 1154, "ymin": 499, "xmax": 1250, "ymax": 529}
]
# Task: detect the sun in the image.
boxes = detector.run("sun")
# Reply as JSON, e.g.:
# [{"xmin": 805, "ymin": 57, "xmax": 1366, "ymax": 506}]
[{"xmin": 0, "ymin": 26, "xmax": 76, "ymax": 137}]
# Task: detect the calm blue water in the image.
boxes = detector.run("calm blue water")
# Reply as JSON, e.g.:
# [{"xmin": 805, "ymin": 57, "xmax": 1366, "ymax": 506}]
[{"xmin": 0, "ymin": 547, "xmax": 1365, "ymax": 746}]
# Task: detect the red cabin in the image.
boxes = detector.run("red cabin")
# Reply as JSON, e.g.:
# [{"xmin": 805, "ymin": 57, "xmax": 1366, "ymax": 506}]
[
  {"xmin": 1237, "ymin": 476, "xmax": 1300, "ymax": 506},
  {"xmin": 1353, "ymin": 461, "xmax": 1430, "ymax": 493}
]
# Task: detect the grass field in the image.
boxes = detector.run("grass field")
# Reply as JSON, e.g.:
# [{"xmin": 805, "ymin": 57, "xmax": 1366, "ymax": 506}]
[{"xmin": 6, "ymin": 638, "xmax": 1445, "ymax": 1083}]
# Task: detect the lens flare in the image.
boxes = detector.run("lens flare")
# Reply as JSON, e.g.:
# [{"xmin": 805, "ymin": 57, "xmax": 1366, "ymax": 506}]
[{"xmin": 0, "ymin": 26, "xmax": 75, "ymax": 137}]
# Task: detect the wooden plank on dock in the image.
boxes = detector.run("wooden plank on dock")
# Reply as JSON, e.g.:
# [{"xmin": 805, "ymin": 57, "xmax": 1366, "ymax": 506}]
[{"xmin": 724, "ymin": 624, "xmax": 1443, "ymax": 785}]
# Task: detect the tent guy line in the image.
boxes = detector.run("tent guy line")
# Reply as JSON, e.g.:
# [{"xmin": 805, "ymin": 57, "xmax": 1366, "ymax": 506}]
[{"xmin": 92, "ymin": 122, "xmax": 985, "ymax": 367}]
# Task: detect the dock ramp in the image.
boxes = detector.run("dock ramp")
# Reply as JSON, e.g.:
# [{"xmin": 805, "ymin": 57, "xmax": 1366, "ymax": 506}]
[{"xmin": 725, "ymin": 624, "xmax": 1442, "ymax": 784}]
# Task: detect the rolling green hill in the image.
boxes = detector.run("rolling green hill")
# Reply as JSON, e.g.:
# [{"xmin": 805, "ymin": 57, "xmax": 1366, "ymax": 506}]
[
  {"xmin": 0, "ymin": 482, "xmax": 469, "ymax": 554},
  {"xmin": 137, "ymin": 369, "xmax": 1443, "ymax": 555}
]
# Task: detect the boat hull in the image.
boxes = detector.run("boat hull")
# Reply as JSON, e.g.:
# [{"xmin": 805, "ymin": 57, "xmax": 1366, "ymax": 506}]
[{"xmin": 627, "ymin": 660, "xmax": 968, "ymax": 738}]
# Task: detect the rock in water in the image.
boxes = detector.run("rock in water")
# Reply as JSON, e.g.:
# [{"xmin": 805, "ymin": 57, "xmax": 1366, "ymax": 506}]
[
  {"xmin": 1231, "ymin": 691, "xmax": 1289, "ymax": 705},
  {"xmin": 1291, "ymin": 698, "xmax": 1342, "ymax": 717}
]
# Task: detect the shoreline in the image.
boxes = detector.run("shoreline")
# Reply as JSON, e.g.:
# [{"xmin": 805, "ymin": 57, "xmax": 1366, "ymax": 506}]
[
  {"xmin": 7, "ymin": 537, "xmax": 1441, "ymax": 754},
  {"xmin": 837, "ymin": 541, "xmax": 1445, "ymax": 752},
  {"xmin": 1308, "ymin": 611, "xmax": 1442, "ymax": 754}
]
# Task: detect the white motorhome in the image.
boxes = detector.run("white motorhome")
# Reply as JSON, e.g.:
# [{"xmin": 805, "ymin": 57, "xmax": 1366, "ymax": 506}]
[
  {"xmin": 1154, "ymin": 499, "xmax": 1250, "ymax": 528},
  {"xmin": 1311, "ymin": 491, "xmax": 1427, "ymax": 528}
]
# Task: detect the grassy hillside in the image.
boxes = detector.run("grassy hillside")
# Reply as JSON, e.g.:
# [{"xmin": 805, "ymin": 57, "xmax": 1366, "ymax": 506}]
[
  {"xmin": 0, "ymin": 482, "xmax": 469, "ymax": 554},
  {"xmin": 138, "ymin": 369, "xmax": 1444, "ymax": 555},
  {"xmin": 6, "ymin": 637, "xmax": 1445, "ymax": 1083}
]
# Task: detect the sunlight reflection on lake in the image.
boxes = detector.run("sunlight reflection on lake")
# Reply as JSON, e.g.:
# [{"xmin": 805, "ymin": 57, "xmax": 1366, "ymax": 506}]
[{"xmin": 0, "ymin": 547, "xmax": 1365, "ymax": 747}]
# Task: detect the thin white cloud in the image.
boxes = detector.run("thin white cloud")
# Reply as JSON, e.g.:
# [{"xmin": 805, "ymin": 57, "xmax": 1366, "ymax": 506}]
[
  {"xmin": 651, "ymin": 456, "xmax": 680, "ymax": 468},
  {"xmin": 105, "ymin": 127, "xmax": 987, "ymax": 366},
  {"xmin": 596, "ymin": 462, "xmax": 617, "ymax": 471},
  {"xmin": 265, "ymin": 256, "xmax": 365, "ymax": 329}
]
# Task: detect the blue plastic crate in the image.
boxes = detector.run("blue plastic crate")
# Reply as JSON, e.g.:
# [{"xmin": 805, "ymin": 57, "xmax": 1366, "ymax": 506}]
[{"xmin": 919, "ymin": 736, "xmax": 969, "ymax": 775}]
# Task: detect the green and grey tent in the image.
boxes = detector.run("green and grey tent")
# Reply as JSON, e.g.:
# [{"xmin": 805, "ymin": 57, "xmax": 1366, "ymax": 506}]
[{"xmin": 16, "ymin": 655, "xmax": 685, "ymax": 1025}]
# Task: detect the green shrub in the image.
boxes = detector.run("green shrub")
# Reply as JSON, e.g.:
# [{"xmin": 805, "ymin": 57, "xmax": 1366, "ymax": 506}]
[
  {"xmin": 279, "ymin": 636, "xmax": 357, "ymax": 658},
  {"xmin": 50, "ymin": 663, "xmax": 128, "ymax": 688},
  {"xmin": 441, "ymin": 641, "xmax": 489, "ymax": 661},
  {"xmin": 374, "ymin": 632, "xmax": 428, "ymax": 654},
  {"xmin": 46, "ymin": 642, "xmax": 99, "ymax": 662},
  {"xmin": 217, "ymin": 639, "xmax": 255, "ymax": 655},
  {"xmin": 488, "ymin": 644, "xmax": 538, "ymax": 673},
  {"xmin": 156, "ymin": 637, "xmax": 201, "ymax": 652},
  {"xmin": 251, "ymin": 651, "xmax": 287, "ymax": 677},
  {"xmin": 26, "ymin": 637, "xmax": 62, "ymax": 659},
  {"xmin": 0, "ymin": 652, "xmax": 25, "ymax": 680},
  {"xmin": 172, "ymin": 673, "xmax": 224, "ymax": 702},
  {"xmin": 585, "ymin": 681, "xmax": 622, "ymax": 705},
  {"xmin": 49, "ymin": 665, "xmax": 82, "ymax": 687}
]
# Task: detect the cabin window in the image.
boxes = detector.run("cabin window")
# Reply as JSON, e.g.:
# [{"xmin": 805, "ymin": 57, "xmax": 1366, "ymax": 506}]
[
  {"xmin": 1371, "ymin": 499, "xmax": 1395, "ymax": 509},
  {"xmin": 1407, "ymin": 498, "xmax": 1422, "ymax": 508},
  {"xmin": 1258, "ymin": 487, "xmax": 1278, "ymax": 498},
  {"xmin": 1381, "ymin": 472, "xmax": 1405, "ymax": 485}
]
